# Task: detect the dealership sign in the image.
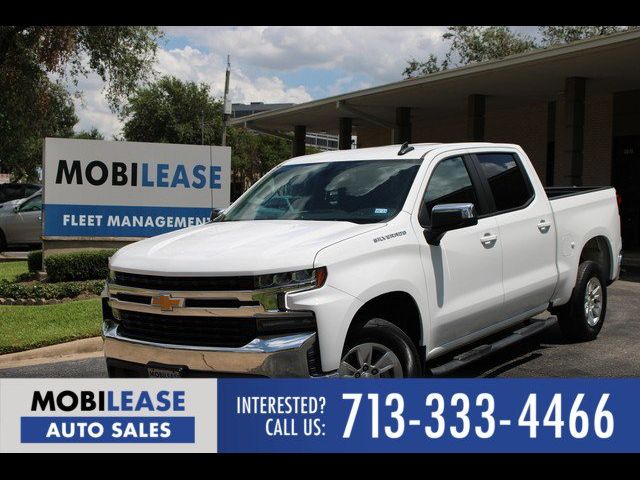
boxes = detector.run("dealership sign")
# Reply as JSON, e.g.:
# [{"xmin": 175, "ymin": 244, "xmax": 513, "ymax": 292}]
[{"xmin": 43, "ymin": 138, "xmax": 230, "ymax": 238}]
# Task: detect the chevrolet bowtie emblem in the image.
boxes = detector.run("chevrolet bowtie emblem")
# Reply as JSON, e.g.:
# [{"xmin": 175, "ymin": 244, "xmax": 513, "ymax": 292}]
[{"xmin": 151, "ymin": 294, "xmax": 184, "ymax": 311}]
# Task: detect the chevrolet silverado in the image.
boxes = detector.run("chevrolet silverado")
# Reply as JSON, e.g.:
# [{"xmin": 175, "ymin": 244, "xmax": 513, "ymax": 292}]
[{"xmin": 102, "ymin": 143, "xmax": 622, "ymax": 378}]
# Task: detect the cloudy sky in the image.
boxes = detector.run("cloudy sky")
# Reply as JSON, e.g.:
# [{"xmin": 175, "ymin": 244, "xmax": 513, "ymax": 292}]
[{"xmin": 72, "ymin": 26, "xmax": 538, "ymax": 138}]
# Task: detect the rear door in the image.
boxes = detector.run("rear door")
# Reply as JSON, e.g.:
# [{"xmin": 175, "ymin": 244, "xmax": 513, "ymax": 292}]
[{"xmin": 471, "ymin": 151, "xmax": 557, "ymax": 319}]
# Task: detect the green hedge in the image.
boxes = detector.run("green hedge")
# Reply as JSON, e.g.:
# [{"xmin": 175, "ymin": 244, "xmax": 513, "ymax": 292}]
[
  {"xmin": 44, "ymin": 249, "xmax": 117, "ymax": 283},
  {"xmin": 27, "ymin": 250, "xmax": 43, "ymax": 273},
  {"xmin": 0, "ymin": 279, "xmax": 105, "ymax": 300}
]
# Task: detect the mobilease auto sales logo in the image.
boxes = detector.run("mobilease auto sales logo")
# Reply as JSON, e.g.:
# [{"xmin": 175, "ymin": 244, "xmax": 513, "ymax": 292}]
[{"xmin": 21, "ymin": 389, "xmax": 194, "ymax": 443}]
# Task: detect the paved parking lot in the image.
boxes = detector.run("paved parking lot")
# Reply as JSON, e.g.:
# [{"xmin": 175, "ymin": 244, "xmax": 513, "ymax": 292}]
[{"xmin": 1, "ymin": 278, "xmax": 639, "ymax": 378}]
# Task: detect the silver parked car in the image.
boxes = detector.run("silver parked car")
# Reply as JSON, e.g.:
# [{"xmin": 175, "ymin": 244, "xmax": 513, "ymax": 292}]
[{"xmin": 0, "ymin": 191, "xmax": 42, "ymax": 250}]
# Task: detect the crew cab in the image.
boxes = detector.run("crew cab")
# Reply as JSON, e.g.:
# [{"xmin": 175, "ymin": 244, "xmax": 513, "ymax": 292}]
[{"xmin": 102, "ymin": 143, "xmax": 622, "ymax": 378}]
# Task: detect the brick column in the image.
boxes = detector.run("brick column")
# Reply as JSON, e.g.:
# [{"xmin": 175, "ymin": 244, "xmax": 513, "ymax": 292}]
[
  {"xmin": 393, "ymin": 107, "xmax": 412, "ymax": 144},
  {"xmin": 339, "ymin": 117, "xmax": 353, "ymax": 150},
  {"xmin": 467, "ymin": 94, "xmax": 486, "ymax": 141},
  {"xmin": 564, "ymin": 77, "xmax": 586, "ymax": 185},
  {"xmin": 293, "ymin": 125, "xmax": 306, "ymax": 157}
]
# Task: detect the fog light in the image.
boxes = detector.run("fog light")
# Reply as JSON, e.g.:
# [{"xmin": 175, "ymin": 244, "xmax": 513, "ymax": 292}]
[{"xmin": 256, "ymin": 314, "xmax": 316, "ymax": 334}]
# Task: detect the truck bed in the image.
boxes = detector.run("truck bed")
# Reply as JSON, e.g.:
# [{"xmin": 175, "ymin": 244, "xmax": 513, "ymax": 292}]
[
  {"xmin": 545, "ymin": 186, "xmax": 613, "ymax": 200},
  {"xmin": 546, "ymin": 186, "xmax": 620, "ymax": 306}
]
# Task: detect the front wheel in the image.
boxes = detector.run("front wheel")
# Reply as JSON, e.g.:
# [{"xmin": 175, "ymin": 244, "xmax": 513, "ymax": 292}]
[
  {"xmin": 338, "ymin": 319, "xmax": 421, "ymax": 378},
  {"xmin": 556, "ymin": 260, "xmax": 607, "ymax": 341}
]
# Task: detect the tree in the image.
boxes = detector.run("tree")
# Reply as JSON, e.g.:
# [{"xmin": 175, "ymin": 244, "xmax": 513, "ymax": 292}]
[
  {"xmin": 123, "ymin": 76, "xmax": 223, "ymax": 145},
  {"xmin": 0, "ymin": 68, "xmax": 77, "ymax": 179},
  {"xmin": 538, "ymin": 26, "xmax": 638, "ymax": 46},
  {"xmin": 122, "ymin": 76, "xmax": 296, "ymax": 193},
  {"xmin": 227, "ymin": 126, "xmax": 295, "ymax": 194},
  {"xmin": 404, "ymin": 26, "xmax": 536, "ymax": 78},
  {"xmin": 0, "ymin": 26, "xmax": 162, "ymax": 111},
  {"xmin": 402, "ymin": 54, "xmax": 442, "ymax": 79},
  {"xmin": 0, "ymin": 26, "xmax": 161, "ymax": 178},
  {"xmin": 72, "ymin": 128, "xmax": 104, "ymax": 140},
  {"xmin": 442, "ymin": 26, "xmax": 537, "ymax": 67}
]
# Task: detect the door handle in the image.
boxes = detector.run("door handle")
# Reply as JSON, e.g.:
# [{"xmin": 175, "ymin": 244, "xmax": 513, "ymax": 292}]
[
  {"xmin": 480, "ymin": 233, "xmax": 498, "ymax": 246},
  {"xmin": 537, "ymin": 220, "xmax": 551, "ymax": 233}
]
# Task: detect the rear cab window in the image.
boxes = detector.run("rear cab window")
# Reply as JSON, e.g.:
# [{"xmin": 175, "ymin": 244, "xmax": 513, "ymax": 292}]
[{"xmin": 475, "ymin": 152, "xmax": 534, "ymax": 214}]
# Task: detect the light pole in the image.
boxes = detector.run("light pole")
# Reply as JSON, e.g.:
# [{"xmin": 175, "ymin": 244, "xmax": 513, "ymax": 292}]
[{"xmin": 221, "ymin": 54, "xmax": 231, "ymax": 147}]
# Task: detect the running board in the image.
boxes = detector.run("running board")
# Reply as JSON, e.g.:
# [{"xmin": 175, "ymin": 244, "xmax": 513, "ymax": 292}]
[{"xmin": 428, "ymin": 317, "xmax": 557, "ymax": 376}]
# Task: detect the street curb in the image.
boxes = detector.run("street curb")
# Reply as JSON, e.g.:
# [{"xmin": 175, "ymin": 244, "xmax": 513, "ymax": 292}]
[{"xmin": 0, "ymin": 337, "xmax": 103, "ymax": 369}]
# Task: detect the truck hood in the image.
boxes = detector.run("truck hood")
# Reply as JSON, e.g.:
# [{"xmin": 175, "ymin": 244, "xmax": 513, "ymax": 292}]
[{"xmin": 109, "ymin": 220, "xmax": 384, "ymax": 276}]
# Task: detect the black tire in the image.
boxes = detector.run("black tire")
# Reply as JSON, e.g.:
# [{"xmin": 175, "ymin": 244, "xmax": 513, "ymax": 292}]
[
  {"xmin": 555, "ymin": 260, "xmax": 607, "ymax": 341},
  {"xmin": 341, "ymin": 318, "xmax": 422, "ymax": 377},
  {"xmin": 0, "ymin": 229, "xmax": 6, "ymax": 252}
]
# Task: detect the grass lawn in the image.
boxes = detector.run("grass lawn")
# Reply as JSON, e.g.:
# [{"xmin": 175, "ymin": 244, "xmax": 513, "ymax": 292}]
[
  {"xmin": 0, "ymin": 298, "xmax": 102, "ymax": 355},
  {"xmin": 0, "ymin": 261, "xmax": 28, "ymax": 283}
]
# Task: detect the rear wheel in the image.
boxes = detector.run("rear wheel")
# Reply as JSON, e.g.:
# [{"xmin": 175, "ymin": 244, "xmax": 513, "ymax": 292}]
[
  {"xmin": 0, "ymin": 229, "xmax": 6, "ymax": 252},
  {"xmin": 556, "ymin": 260, "xmax": 607, "ymax": 341},
  {"xmin": 338, "ymin": 319, "xmax": 421, "ymax": 378}
]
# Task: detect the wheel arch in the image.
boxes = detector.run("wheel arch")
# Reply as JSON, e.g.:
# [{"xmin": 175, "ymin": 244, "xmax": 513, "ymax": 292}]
[
  {"xmin": 580, "ymin": 235, "xmax": 613, "ymax": 282},
  {"xmin": 344, "ymin": 291, "xmax": 423, "ymax": 355}
]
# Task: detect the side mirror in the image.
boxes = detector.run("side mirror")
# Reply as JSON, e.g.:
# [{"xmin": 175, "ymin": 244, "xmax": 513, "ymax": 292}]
[
  {"xmin": 12, "ymin": 205, "xmax": 19, "ymax": 214},
  {"xmin": 424, "ymin": 203, "xmax": 477, "ymax": 246}
]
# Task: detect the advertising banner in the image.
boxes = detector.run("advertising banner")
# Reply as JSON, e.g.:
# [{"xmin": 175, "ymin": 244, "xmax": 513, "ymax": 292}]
[
  {"xmin": 1, "ymin": 378, "xmax": 639, "ymax": 453},
  {"xmin": 42, "ymin": 138, "xmax": 231, "ymax": 239}
]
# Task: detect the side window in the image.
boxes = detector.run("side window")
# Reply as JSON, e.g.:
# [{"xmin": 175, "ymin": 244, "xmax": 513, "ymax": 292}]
[
  {"xmin": 476, "ymin": 153, "xmax": 532, "ymax": 212},
  {"xmin": 420, "ymin": 156, "xmax": 479, "ymax": 225},
  {"xmin": 19, "ymin": 195, "xmax": 42, "ymax": 212}
]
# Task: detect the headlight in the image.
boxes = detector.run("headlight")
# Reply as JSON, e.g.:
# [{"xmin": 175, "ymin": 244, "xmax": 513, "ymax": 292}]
[
  {"xmin": 107, "ymin": 270, "xmax": 116, "ymax": 283},
  {"xmin": 253, "ymin": 267, "xmax": 327, "ymax": 311},
  {"xmin": 257, "ymin": 267, "xmax": 327, "ymax": 290}
]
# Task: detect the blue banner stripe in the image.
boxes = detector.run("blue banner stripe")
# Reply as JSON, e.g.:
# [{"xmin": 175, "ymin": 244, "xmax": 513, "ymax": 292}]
[
  {"xmin": 21, "ymin": 416, "xmax": 195, "ymax": 443},
  {"xmin": 217, "ymin": 379, "xmax": 640, "ymax": 453},
  {"xmin": 43, "ymin": 204, "xmax": 211, "ymax": 237}
]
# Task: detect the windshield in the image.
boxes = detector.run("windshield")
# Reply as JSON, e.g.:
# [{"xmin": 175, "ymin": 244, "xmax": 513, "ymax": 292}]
[{"xmin": 221, "ymin": 159, "xmax": 422, "ymax": 224}]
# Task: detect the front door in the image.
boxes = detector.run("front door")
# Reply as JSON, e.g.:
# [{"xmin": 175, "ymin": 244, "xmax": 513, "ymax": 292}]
[{"xmin": 414, "ymin": 154, "xmax": 505, "ymax": 349}]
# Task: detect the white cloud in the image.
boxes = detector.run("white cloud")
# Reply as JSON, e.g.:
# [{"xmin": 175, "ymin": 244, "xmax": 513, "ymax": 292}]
[
  {"xmin": 155, "ymin": 46, "xmax": 313, "ymax": 104},
  {"xmin": 69, "ymin": 72, "xmax": 124, "ymax": 139},
  {"xmin": 72, "ymin": 26, "xmax": 450, "ymax": 137},
  {"xmin": 163, "ymin": 26, "xmax": 447, "ymax": 83}
]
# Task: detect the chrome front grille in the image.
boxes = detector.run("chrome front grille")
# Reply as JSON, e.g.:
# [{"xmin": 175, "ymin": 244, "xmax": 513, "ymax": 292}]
[
  {"xmin": 106, "ymin": 273, "xmax": 317, "ymax": 349},
  {"xmin": 107, "ymin": 283, "xmax": 266, "ymax": 318}
]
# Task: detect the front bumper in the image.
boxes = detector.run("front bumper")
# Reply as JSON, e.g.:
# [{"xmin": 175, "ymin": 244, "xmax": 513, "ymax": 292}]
[{"xmin": 102, "ymin": 319, "xmax": 323, "ymax": 377}]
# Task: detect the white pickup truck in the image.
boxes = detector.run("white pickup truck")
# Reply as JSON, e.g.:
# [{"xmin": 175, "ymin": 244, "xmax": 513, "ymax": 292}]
[{"xmin": 102, "ymin": 142, "xmax": 622, "ymax": 378}]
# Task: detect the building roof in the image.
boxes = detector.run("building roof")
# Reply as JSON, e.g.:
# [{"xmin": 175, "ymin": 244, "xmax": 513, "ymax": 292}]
[{"xmin": 229, "ymin": 30, "xmax": 640, "ymax": 134}]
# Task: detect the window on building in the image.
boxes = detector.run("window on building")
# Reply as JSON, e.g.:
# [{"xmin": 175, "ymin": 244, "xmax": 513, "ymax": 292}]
[{"xmin": 476, "ymin": 153, "xmax": 532, "ymax": 212}]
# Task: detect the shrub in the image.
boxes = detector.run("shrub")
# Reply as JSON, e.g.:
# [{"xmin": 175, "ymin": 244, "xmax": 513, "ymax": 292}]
[
  {"xmin": 0, "ymin": 279, "xmax": 105, "ymax": 300},
  {"xmin": 44, "ymin": 249, "xmax": 117, "ymax": 283},
  {"xmin": 14, "ymin": 272, "xmax": 38, "ymax": 282},
  {"xmin": 27, "ymin": 250, "xmax": 43, "ymax": 273}
]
